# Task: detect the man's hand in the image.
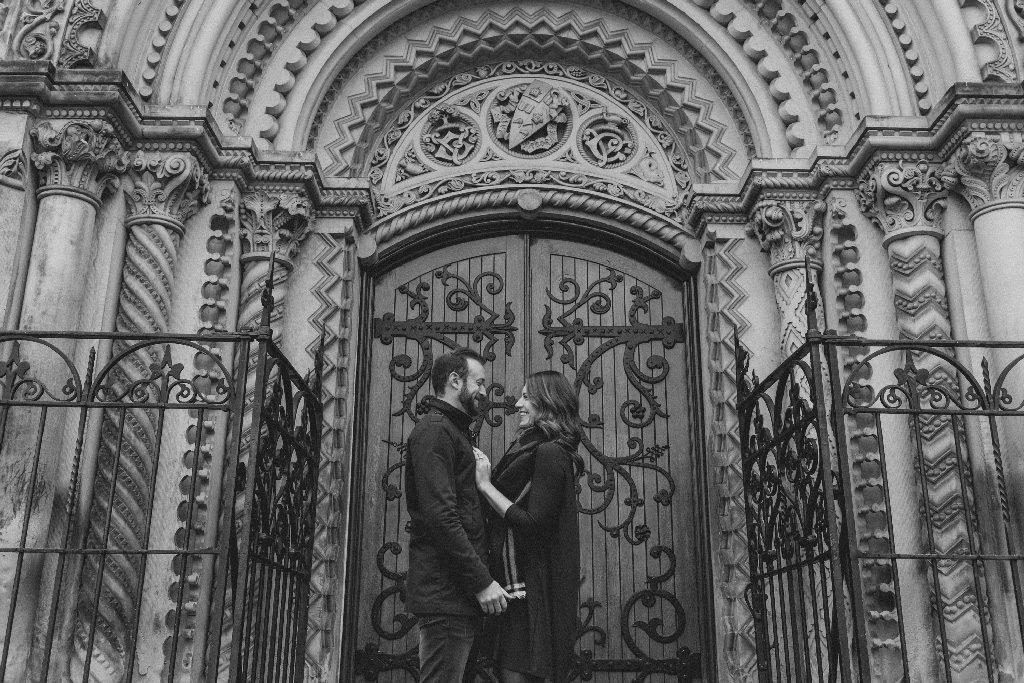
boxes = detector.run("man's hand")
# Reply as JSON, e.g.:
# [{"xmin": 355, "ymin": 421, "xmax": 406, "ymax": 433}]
[{"xmin": 475, "ymin": 580, "xmax": 513, "ymax": 615}]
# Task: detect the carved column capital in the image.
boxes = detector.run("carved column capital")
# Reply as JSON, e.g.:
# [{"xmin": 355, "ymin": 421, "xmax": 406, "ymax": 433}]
[
  {"xmin": 941, "ymin": 132, "xmax": 1024, "ymax": 214},
  {"xmin": 751, "ymin": 198, "xmax": 825, "ymax": 276},
  {"xmin": 30, "ymin": 119, "xmax": 130, "ymax": 206},
  {"xmin": 240, "ymin": 190, "xmax": 313, "ymax": 268},
  {"xmin": 122, "ymin": 152, "xmax": 210, "ymax": 234},
  {"xmin": 857, "ymin": 160, "xmax": 947, "ymax": 245}
]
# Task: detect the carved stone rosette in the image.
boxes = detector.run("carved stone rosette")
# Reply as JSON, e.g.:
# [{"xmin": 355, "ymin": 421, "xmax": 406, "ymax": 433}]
[
  {"xmin": 30, "ymin": 120, "xmax": 129, "ymax": 205},
  {"xmin": 941, "ymin": 132, "xmax": 1024, "ymax": 214},
  {"xmin": 751, "ymin": 198, "xmax": 824, "ymax": 356},
  {"xmin": 859, "ymin": 161, "xmax": 987, "ymax": 680},
  {"xmin": 72, "ymin": 153, "xmax": 209, "ymax": 681}
]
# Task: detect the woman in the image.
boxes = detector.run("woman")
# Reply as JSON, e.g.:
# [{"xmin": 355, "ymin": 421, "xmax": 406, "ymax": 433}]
[{"xmin": 473, "ymin": 370, "xmax": 583, "ymax": 683}]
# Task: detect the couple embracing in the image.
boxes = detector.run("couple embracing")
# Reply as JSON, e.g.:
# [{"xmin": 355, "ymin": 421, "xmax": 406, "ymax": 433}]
[{"xmin": 404, "ymin": 348, "xmax": 583, "ymax": 682}]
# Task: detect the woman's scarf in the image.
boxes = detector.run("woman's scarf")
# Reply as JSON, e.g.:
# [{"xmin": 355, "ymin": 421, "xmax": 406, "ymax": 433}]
[{"xmin": 489, "ymin": 428, "xmax": 546, "ymax": 598}]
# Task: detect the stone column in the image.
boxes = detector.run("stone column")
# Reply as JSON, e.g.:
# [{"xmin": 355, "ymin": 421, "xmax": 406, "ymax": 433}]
[
  {"xmin": 942, "ymin": 133, "xmax": 1024, "ymax": 671},
  {"xmin": 859, "ymin": 160, "xmax": 987, "ymax": 681},
  {"xmin": 942, "ymin": 133, "xmax": 1024, "ymax": 342},
  {"xmin": 0, "ymin": 119, "xmax": 127, "ymax": 681},
  {"xmin": 751, "ymin": 197, "xmax": 825, "ymax": 356},
  {"xmin": 215, "ymin": 189, "xmax": 310, "ymax": 676},
  {"xmin": 23, "ymin": 119, "xmax": 128, "ymax": 332},
  {"xmin": 71, "ymin": 152, "xmax": 208, "ymax": 683}
]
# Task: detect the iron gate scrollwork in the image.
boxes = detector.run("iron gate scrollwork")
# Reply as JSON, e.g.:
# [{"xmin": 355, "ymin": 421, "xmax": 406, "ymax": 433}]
[
  {"xmin": 0, "ymin": 276, "xmax": 324, "ymax": 683},
  {"xmin": 737, "ymin": 268, "xmax": 1024, "ymax": 682},
  {"xmin": 227, "ymin": 285, "xmax": 326, "ymax": 683}
]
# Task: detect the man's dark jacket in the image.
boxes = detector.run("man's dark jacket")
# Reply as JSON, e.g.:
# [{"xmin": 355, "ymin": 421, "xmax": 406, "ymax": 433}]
[{"xmin": 404, "ymin": 396, "xmax": 492, "ymax": 615}]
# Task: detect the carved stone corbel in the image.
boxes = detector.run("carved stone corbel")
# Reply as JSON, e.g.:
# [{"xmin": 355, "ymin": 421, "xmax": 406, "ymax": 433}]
[{"xmin": 751, "ymin": 197, "xmax": 825, "ymax": 355}]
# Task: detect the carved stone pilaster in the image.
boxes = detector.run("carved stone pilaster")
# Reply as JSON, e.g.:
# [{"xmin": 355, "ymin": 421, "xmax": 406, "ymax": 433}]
[
  {"xmin": 857, "ymin": 161, "xmax": 987, "ymax": 681},
  {"xmin": 751, "ymin": 198, "xmax": 824, "ymax": 355},
  {"xmin": 940, "ymin": 132, "xmax": 1024, "ymax": 213},
  {"xmin": 73, "ymin": 152, "xmax": 209, "ymax": 682},
  {"xmin": 30, "ymin": 120, "xmax": 129, "ymax": 206}
]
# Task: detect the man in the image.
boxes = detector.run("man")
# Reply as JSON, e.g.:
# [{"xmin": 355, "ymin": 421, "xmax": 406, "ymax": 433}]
[{"xmin": 405, "ymin": 348, "xmax": 513, "ymax": 681}]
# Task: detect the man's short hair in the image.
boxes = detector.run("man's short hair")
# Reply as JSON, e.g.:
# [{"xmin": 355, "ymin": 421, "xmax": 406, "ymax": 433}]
[{"xmin": 431, "ymin": 348, "xmax": 486, "ymax": 395}]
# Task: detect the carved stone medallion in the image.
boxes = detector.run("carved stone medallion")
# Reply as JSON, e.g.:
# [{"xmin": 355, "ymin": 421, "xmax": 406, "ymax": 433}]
[
  {"xmin": 420, "ymin": 106, "xmax": 480, "ymax": 166},
  {"xmin": 578, "ymin": 113, "xmax": 636, "ymax": 168},
  {"xmin": 489, "ymin": 80, "xmax": 572, "ymax": 156}
]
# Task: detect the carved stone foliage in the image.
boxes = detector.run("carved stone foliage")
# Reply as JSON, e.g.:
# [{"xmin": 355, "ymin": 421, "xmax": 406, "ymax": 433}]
[
  {"xmin": 857, "ymin": 161, "xmax": 948, "ymax": 241},
  {"xmin": 30, "ymin": 119, "xmax": 130, "ymax": 202},
  {"xmin": 13, "ymin": 0, "xmax": 65, "ymax": 60},
  {"xmin": 367, "ymin": 61, "xmax": 691, "ymax": 222},
  {"xmin": 0, "ymin": 148, "xmax": 25, "ymax": 182},
  {"xmin": 751, "ymin": 198, "xmax": 825, "ymax": 275},
  {"xmin": 941, "ymin": 132, "xmax": 1024, "ymax": 211},
  {"xmin": 122, "ymin": 152, "xmax": 210, "ymax": 230},
  {"xmin": 58, "ymin": 0, "xmax": 105, "ymax": 68},
  {"xmin": 239, "ymin": 190, "xmax": 312, "ymax": 265}
]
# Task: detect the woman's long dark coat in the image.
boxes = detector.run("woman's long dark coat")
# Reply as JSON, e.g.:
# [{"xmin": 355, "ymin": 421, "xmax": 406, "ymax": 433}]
[{"xmin": 488, "ymin": 435, "xmax": 580, "ymax": 682}]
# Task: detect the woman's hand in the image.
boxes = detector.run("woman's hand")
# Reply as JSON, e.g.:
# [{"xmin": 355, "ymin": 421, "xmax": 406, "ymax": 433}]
[{"xmin": 473, "ymin": 447, "xmax": 492, "ymax": 488}]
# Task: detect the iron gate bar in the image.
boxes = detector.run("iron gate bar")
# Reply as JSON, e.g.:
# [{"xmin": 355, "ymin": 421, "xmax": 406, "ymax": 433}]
[
  {"xmin": 0, "ymin": 268, "xmax": 323, "ymax": 682},
  {"xmin": 738, "ymin": 261, "xmax": 1024, "ymax": 682}
]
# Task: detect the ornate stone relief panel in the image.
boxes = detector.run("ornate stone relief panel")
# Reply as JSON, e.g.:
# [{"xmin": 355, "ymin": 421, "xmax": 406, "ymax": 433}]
[
  {"xmin": 309, "ymin": 2, "xmax": 749, "ymax": 174},
  {"xmin": 364, "ymin": 62, "xmax": 691, "ymax": 223}
]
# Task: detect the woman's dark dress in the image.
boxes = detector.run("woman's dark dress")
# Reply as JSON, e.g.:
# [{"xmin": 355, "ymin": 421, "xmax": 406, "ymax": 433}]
[{"xmin": 486, "ymin": 430, "xmax": 580, "ymax": 682}]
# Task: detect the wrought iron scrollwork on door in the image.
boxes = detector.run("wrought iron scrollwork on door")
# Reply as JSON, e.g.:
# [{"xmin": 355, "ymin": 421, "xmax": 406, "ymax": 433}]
[
  {"xmin": 540, "ymin": 269, "xmax": 684, "ymax": 544},
  {"xmin": 360, "ymin": 263, "xmax": 521, "ymax": 679},
  {"xmin": 573, "ymin": 548, "xmax": 700, "ymax": 681},
  {"xmin": 372, "ymin": 265, "xmax": 519, "ymax": 429}
]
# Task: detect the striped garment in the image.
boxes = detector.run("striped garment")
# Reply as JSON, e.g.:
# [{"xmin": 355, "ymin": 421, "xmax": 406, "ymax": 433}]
[{"xmin": 501, "ymin": 481, "xmax": 531, "ymax": 599}]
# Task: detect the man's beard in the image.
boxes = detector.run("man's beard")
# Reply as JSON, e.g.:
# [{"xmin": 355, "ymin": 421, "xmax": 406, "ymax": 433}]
[{"xmin": 459, "ymin": 384, "xmax": 482, "ymax": 417}]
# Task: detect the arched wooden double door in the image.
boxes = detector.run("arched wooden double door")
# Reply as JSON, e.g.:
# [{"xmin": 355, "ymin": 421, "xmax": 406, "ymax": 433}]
[{"xmin": 349, "ymin": 235, "xmax": 707, "ymax": 681}]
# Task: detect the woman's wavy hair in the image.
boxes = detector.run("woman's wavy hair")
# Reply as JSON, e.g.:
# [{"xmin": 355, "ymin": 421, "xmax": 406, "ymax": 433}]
[{"xmin": 522, "ymin": 370, "xmax": 584, "ymax": 451}]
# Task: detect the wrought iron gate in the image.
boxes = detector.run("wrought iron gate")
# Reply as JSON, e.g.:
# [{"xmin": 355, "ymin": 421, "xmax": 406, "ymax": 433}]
[
  {"xmin": 0, "ymin": 281, "xmax": 323, "ymax": 682},
  {"xmin": 737, "ymin": 285, "xmax": 1024, "ymax": 682}
]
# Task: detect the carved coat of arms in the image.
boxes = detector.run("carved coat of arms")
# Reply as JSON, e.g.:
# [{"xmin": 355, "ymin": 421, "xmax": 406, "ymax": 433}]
[{"xmin": 490, "ymin": 80, "xmax": 571, "ymax": 154}]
